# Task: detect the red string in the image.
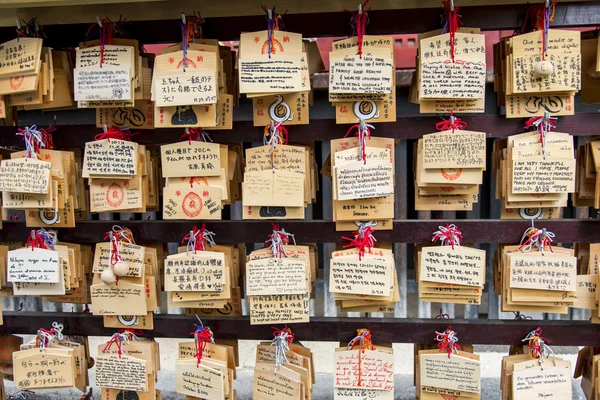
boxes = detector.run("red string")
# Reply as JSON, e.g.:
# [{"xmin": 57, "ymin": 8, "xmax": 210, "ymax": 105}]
[
  {"xmin": 345, "ymin": 0, "xmax": 371, "ymax": 59},
  {"xmin": 435, "ymin": 325, "xmax": 461, "ymax": 358},
  {"xmin": 431, "ymin": 224, "xmax": 462, "ymax": 250},
  {"xmin": 442, "ymin": 0, "xmax": 462, "ymax": 63},
  {"xmin": 342, "ymin": 226, "xmax": 376, "ymax": 261},
  {"xmin": 518, "ymin": 228, "xmax": 554, "ymax": 253},
  {"xmin": 344, "ymin": 123, "xmax": 372, "ymax": 164},
  {"xmin": 435, "ymin": 111, "xmax": 467, "ymax": 132},
  {"xmin": 525, "ymin": 115, "xmax": 556, "ymax": 147},
  {"xmin": 26, "ymin": 232, "xmax": 46, "ymax": 251},
  {"xmin": 119, "ymin": 328, "xmax": 143, "ymax": 337},
  {"xmin": 520, "ymin": 3, "xmax": 555, "ymax": 34},
  {"xmin": 268, "ymin": 223, "xmax": 291, "ymax": 258},
  {"xmin": 181, "ymin": 224, "xmax": 209, "ymax": 251},
  {"xmin": 264, "ymin": 123, "xmax": 289, "ymax": 145},
  {"xmin": 40, "ymin": 125, "xmax": 56, "ymax": 150},
  {"xmin": 186, "ymin": 12, "xmax": 205, "ymax": 43},
  {"xmin": 272, "ymin": 326, "xmax": 295, "ymax": 343},
  {"xmin": 527, "ymin": 328, "xmax": 549, "ymax": 358},
  {"xmin": 94, "ymin": 126, "xmax": 138, "ymax": 142},
  {"xmin": 180, "ymin": 128, "xmax": 203, "ymax": 144},
  {"xmin": 190, "ymin": 327, "xmax": 213, "ymax": 367},
  {"xmin": 102, "ymin": 334, "xmax": 123, "ymax": 358}
]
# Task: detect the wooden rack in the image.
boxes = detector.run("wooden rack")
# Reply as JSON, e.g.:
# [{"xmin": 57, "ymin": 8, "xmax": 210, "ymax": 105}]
[{"xmin": 1, "ymin": 0, "xmax": 600, "ymax": 346}]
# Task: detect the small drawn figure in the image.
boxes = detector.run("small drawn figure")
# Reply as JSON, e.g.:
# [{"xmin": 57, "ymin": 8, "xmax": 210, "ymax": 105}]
[{"xmin": 172, "ymin": 106, "xmax": 198, "ymax": 125}]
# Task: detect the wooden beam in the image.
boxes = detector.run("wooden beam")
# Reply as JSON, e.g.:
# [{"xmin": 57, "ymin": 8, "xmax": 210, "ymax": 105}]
[
  {"xmin": 2, "ymin": 312, "xmax": 600, "ymax": 345},
  {"xmin": 2, "ymin": 113, "xmax": 600, "ymax": 147},
  {"xmin": 0, "ymin": 1, "xmax": 596, "ymax": 40},
  {"xmin": 1, "ymin": 220, "xmax": 599, "ymax": 244}
]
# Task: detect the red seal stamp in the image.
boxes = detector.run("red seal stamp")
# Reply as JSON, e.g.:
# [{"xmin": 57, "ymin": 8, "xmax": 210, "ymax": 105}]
[
  {"xmin": 177, "ymin": 58, "xmax": 197, "ymax": 69},
  {"xmin": 106, "ymin": 183, "xmax": 124, "ymax": 208},
  {"xmin": 440, "ymin": 186, "xmax": 455, "ymax": 193},
  {"xmin": 10, "ymin": 76, "xmax": 24, "ymax": 90},
  {"xmin": 530, "ymin": 193, "xmax": 545, "ymax": 199},
  {"xmin": 440, "ymin": 168, "xmax": 463, "ymax": 181},
  {"xmin": 182, "ymin": 192, "xmax": 202, "ymax": 218}
]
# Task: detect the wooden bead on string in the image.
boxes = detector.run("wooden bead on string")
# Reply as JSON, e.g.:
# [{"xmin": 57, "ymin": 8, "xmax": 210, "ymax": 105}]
[
  {"xmin": 100, "ymin": 268, "xmax": 117, "ymax": 285},
  {"xmin": 533, "ymin": 60, "xmax": 554, "ymax": 78},
  {"xmin": 112, "ymin": 261, "xmax": 130, "ymax": 277}
]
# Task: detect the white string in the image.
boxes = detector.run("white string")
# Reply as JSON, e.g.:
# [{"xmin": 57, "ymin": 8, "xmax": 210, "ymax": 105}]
[
  {"xmin": 432, "ymin": 224, "xmax": 461, "ymax": 247},
  {"xmin": 112, "ymin": 225, "xmax": 134, "ymax": 244},
  {"xmin": 270, "ymin": 332, "xmax": 291, "ymax": 373}
]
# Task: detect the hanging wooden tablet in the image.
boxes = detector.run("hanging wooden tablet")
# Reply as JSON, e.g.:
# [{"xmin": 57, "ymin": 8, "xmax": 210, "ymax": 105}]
[
  {"xmin": 493, "ymin": 118, "xmax": 575, "ymax": 218},
  {"xmin": 8, "ymin": 229, "xmax": 68, "ymax": 296},
  {"xmin": 330, "ymin": 225, "xmax": 397, "ymax": 312},
  {"xmin": 334, "ymin": 329, "xmax": 393, "ymax": 399},
  {"xmin": 252, "ymin": 327, "xmax": 311, "ymax": 400},
  {"xmin": 0, "ymin": 31, "xmax": 44, "ymax": 100},
  {"xmin": 165, "ymin": 227, "xmax": 237, "ymax": 313},
  {"xmin": 415, "ymin": 323, "xmax": 480, "ymax": 399},
  {"xmin": 406, "ymin": 1, "xmax": 486, "ymax": 114},
  {"xmin": 245, "ymin": 9, "xmax": 311, "ymax": 126},
  {"xmin": 413, "ymin": 114, "xmax": 484, "ymax": 211},
  {"xmin": 90, "ymin": 227, "xmax": 159, "ymax": 322},
  {"xmin": 501, "ymin": 328, "xmax": 572, "ymax": 399},
  {"xmin": 97, "ymin": 331, "xmax": 160, "ymax": 399},
  {"xmin": 246, "ymin": 225, "xmax": 312, "ymax": 325},
  {"xmin": 329, "ymin": 3, "xmax": 396, "ymax": 124},
  {"xmin": 494, "ymin": 225, "xmax": 577, "ymax": 314},
  {"xmin": 176, "ymin": 319, "xmax": 237, "ymax": 400},
  {"xmin": 416, "ymin": 224, "xmax": 485, "ymax": 305},
  {"xmin": 242, "ymin": 139, "xmax": 311, "ymax": 219},
  {"xmin": 83, "ymin": 126, "xmax": 149, "ymax": 213},
  {"xmin": 12, "ymin": 322, "xmax": 86, "ymax": 392}
]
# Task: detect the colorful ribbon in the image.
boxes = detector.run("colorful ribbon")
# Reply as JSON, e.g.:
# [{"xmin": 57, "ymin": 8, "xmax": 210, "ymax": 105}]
[
  {"xmin": 435, "ymin": 111, "xmax": 467, "ymax": 133},
  {"xmin": 102, "ymin": 329, "xmax": 141, "ymax": 358},
  {"xmin": 180, "ymin": 127, "xmax": 212, "ymax": 145},
  {"xmin": 94, "ymin": 125, "xmax": 138, "ymax": 142},
  {"xmin": 182, "ymin": 224, "xmax": 217, "ymax": 255},
  {"xmin": 191, "ymin": 317, "xmax": 214, "ymax": 367},
  {"xmin": 264, "ymin": 121, "xmax": 289, "ymax": 169},
  {"xmin": 519, "ymin": 226, "xmax": 555, "ymax": 254},
  {"xmin": 84, "ymin": 17, "xmax": 130, "ymax": 68},
  {"xmin": 525, "ymin": 112, "xmax": 557, "ymax": 159},
  {"xmin": 522, "ymin": 327, "xmax": 555, "ymax": 367},
  {"xmin": 441, "ymin": 0, "xmax": 462, "ymax": 62},
  {"xmin": 345, "ymin": 0, "xmax": 371, "ymax": 59},
  {"xmin": 270, "ymin": 326, "xmax": 294, "ymax": 373},
  {"xmin": 342, "ymin": 221, "xmax": 377, "ymax": 260},
  {"xmin": 26, "ymin": 229, "xmax": 56, "ymax": 251},
  {"xmin": 435, "ymin": 325, "xmax": 461, "ymax": 358},
  {"xmin": 36, "ymin": 322, "xmax": 64, "ymax": 356},
  {"xmin": 345, "ymin": 120, "xmax": 374, "ymax": 164},
  {"xmin": 266, "ymin": 223, "xmax": 296, "ymax": 258},
  {"xmin": 16, "ymin": 125, "xmax": 45, "ymax": 159},
  {"xmin": 520, "ymin": 1, "xmax": 555, "ymax": 35},
  {"xmin": 347, "ymin": 328, "xmax": 375, "ymax": 352},
  {"xmin": 431, "ymin": 224, "xmax": 462, "ymax": 249},
  {"xmin": 16, "ymin": 17, "xmax": 46, "ymax": 39}
]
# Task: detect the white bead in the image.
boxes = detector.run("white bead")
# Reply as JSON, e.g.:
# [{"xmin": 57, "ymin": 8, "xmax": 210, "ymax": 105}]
[
  {"xmin": 533, "ymin": 60, "xmax": 554, "ymax": 78},
  {"xmin": 100, "ymin": 268, "xmax": 117, "ymax": 285},
  {"xmin": 113, "ymin": 261, "xmax": 130, "ymax": 277}
]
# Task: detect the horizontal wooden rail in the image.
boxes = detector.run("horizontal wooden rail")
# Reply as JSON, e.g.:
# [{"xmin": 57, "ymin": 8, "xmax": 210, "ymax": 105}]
[
  {"xmin": 1, "ymin": 312, "xmax": 599, "ymax": 345},
  {"xmin": 0, "ymin": 2, "xmax": 596, "ymax": 42},
  {"xmin": 2, "ymin": 114, "xmax": 600, "ymax": 146},
  {"xmin": 1, "ymin": 220, "xmax": 598, "ymax": 243}
]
